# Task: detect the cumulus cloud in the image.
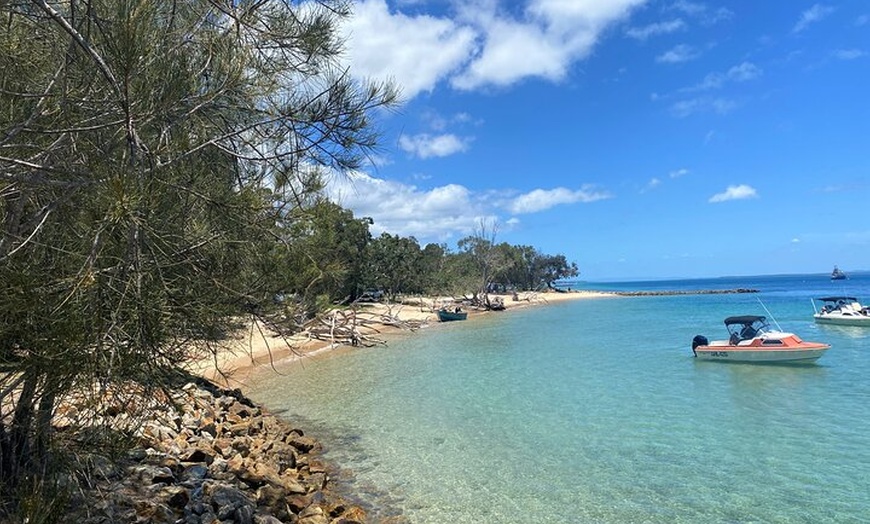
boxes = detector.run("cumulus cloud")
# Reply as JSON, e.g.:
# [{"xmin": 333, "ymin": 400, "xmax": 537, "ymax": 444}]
[
  {"xmin": 709, "ymin": 184, "xmax": 758, "ymax": 203},
  {"xmin": 343, "ymin": 0, "xmax": 648, "ymax": 97},
  {"xmin": 326, "ymin": 172, "xmax": 485, "ymax": 240},
  {"xmin": 454, "ymin": 0, "xmax": 647, "ymax": 89},
  {"xmin": 793, "ymin": 4, "xmax": 835, "ymax": 33},
  {"xmin": 670, "ymin": 168, "xmax": 690, "ymax": 178},
  {"xmin": 507, "ymin": 186, "xmax": 611, "ymax": 214},
  {"xmin": 398, "ymin": 133, "xmax": 470, "ymax": 159},
  {"xmin": 451, "ymin": 18, "xmax": 568, "ymax": 89},
  {"xmin": 342, "ymin": 0, "xmax": 476, "ymax": 99},
  {"xmin": 324, "ymin": 173, "xmax": 609, "ymax": 241}
]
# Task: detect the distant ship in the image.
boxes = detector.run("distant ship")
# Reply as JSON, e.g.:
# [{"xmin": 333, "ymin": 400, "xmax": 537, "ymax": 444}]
[{"xmin": 831, "ymin": 265, "xmax": 847, "ymax": 280}]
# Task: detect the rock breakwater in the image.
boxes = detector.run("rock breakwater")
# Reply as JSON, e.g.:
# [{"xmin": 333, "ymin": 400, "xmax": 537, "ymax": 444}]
[{"xmin": 613, "ymin": 288, "xmax": 758, "ymax": 296}]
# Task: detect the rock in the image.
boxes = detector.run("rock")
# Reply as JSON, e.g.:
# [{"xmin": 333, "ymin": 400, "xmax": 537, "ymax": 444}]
[
  {"xmin": 164, "ymin": 485, "xmax": 190, "ymax": 509},
  {"xmin": 288, "ymin": 434, "xmax": 319, "ymax": 453},
  {"xmin": 62, "ymin": 382, "xmax": 377, "ymax": 524},
  {"xmin": 134, "ymin": 464, "xmax": 175, "ymax": 485},
  {"xmin": 298, "ymin": 505, "xmax": 329, "ymax": 524},
  {"xmin": 180, "ymin": 447, "xmax": 214, "ymax": 464},
  {"xmin": 253, "ymin": 515, "xmax": 284, "ymax": 524}
]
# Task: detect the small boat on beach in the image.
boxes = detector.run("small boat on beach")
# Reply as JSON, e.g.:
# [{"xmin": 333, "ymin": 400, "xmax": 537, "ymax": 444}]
[
  {"xmin": 813, "ymin": 296, "xmax": 870, "ymax": 327},
  {"xmin": 691, "ymin": 315, "xmax": 830, "ymax": 363},
  {"xmin": 831, "ymin": 265, "xmax": 847, "ymax": 280},
  {"xmin": 438, "ymin": 308, "xmax": 468, "ymax": 322}
]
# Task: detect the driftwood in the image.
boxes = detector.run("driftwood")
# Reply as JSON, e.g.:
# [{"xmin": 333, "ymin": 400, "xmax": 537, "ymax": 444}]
[{"xmin": 303, "ymin": 304, "xmax": 428, "ymax": 347}]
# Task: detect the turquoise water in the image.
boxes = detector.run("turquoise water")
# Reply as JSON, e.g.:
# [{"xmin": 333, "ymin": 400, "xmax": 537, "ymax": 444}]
[{"xmin": 246, "ymin": 273, "xmax": 870, "ymax": 523}]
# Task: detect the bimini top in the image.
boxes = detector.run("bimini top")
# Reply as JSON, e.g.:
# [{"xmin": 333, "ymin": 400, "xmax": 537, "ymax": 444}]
[
  {"xmin": 724, "ymin": 315, "xmax": 765, "ymax": 326},
  {"xmin": 817, "ymin": 296, "xmax": 858, "ymax": 303}
]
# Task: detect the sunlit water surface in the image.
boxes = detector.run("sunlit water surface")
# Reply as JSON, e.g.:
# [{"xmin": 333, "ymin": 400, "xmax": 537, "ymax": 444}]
[{"xmin": 246, "ymin": 274, "xmax": 870, "ymax": 523}]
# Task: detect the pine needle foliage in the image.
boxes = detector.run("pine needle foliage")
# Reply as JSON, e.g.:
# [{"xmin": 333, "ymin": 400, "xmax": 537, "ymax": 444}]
[{"xmin": 0, "ymin": 0, "xmax": 397, "ymax": 514}]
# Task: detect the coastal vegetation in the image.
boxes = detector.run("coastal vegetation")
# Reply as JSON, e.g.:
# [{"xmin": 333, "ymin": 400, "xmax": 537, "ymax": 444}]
[{"xmin": 0, "ymin": 1, "xmax": 576, "ymax": 521}]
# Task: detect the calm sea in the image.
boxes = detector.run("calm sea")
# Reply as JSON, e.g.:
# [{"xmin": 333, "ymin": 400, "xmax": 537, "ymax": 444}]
[{"xmin": 246, "ymin": 273, "xmax": 870, "ymax": 523}]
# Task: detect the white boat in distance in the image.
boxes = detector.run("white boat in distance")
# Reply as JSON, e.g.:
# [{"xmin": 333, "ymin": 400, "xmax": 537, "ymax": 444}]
[
  {"xmin": 813, "ymin": 296, "xmax": 870, "ymax": 327},
  {"xmin": 691, "ymin": 315, "xmax": 830, "ymax": 363}
]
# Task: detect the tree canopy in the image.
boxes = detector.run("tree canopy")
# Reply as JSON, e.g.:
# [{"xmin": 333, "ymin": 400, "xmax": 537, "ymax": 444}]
[{"xmin": 0, "ymin": 0, "xmax": 396, "ymax": 513}]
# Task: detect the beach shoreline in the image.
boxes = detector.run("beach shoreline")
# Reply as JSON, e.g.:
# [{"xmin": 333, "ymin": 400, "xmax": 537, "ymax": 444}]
[{"xmin": 192, "ymin": 289, "xmax": 615, "ymax": 389}]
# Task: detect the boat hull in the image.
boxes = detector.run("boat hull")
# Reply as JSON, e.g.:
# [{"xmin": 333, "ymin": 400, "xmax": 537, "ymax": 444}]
[
  {"xmin": 694, "ymin": 345, "xmax": 829, "ymax": 363},
  {"xmin": 814, "ymin": 315, "xmax": 870, "ymax": 327},
  {"xmin": 437, "ymin": 310, "xmax": 467, "ymax": 322}
]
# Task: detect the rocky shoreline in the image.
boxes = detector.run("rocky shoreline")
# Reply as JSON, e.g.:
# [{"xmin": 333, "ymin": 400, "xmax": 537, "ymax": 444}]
[
  {"xmin": 59, "ymin": 292, "xmax": 608, "ymax": 524},
  {"xmin": 65, "ymin": 379, "xmax": 396, "ymax": 524}
]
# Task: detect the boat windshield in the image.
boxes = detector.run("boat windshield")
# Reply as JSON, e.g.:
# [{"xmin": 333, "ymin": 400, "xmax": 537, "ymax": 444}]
[
  {"xmin": 817, "ymin": 296, "xmax": 861, "ymax": 313},
  {"xmin": 724, "ymin": 316, "xmax": 770, "ymax": 342}
]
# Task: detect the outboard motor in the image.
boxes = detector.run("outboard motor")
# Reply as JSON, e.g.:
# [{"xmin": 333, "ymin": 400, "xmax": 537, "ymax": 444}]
[{"xmin": 691, "ymin": 335, "xmax": 708, "ymax": 357}]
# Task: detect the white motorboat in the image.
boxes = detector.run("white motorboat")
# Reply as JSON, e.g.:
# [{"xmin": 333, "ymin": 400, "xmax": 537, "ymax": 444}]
[
  {"xmin": 813, "ymin": 296, "xmax": 870, "ymax": 327},
  {"xmin": 691, "ymin": 315, "xmax": 830, "ymax": 363}
]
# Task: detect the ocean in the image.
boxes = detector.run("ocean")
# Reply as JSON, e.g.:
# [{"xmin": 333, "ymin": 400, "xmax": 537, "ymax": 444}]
[{"xmin": 245, "ymin": 273, "xmax": 870, "ymax": 523}]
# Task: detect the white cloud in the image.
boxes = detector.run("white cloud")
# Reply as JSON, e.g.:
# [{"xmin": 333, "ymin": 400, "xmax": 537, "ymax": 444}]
[
  {"xmin": 670, "ymin": 96, "xmax": 737, "ymax": 117},
  {"xmin": 507, "ymin": 186, "xmax": 611, "ymax": 214},
  {"xmin": 793, "ymin": 4, "xmax": 835, "ymax": 33},
  {"xmin": 727, "ymin": 62, "xmax": 762, "ymax": 82},
  {"xmin": 326, "ymin": 172, "xmax": 486, "ymax": 240},
  {"xmin": 667, "ymin": 61, "xmax": 760, "ymax": 117},
  {"xmin": 398, "ymin": 133, "xmax": 470, "ymax": 159},
  {"xmin": 342, "ymin": 0, "xmax": 476, "ymax": 99},
  {"xmin": 688, "ymin": 61, "xmax": 762, "ymax": 91},
  {"xmin": 641, "ymin": 178, "xmax": 661, "ymax": 193},
  {"xmin": 626, "ymin": 19, "xmax": 686, "ymax": 40},
  {"xmin": 656, "ymin": 44, "xmax": 699, "ymax": 63},
  {"xmin": 708, "ymin": 184, "xmax": 758, "ymax": 203},
  {"xmin": 832, "ymin": 49, "xmax": 866, "ymax": 60},
  {"xmin": 667, "ymin": 1, "xmax": 733, "ymax": 25},
  {"xmin": 344, "ymin": 0, "xmax": 649, "ymax": 97},
  {"xmin": 451, "ymin": 18, "xmax": 569, "ymax": 89},
  {"xmin": 454, "ymin": 0, "xmax": 647, "ymax": 89},
  {"xmin": 669, "ymin": 1, "xmax": 704, "ymax": 16},
  {"xmin": 325, "ymin": 173, "xmax": 609, "ymax": 242},
  {"xmin": 670, "ymin": 168, "xmax": 690, "ymax": 178}
]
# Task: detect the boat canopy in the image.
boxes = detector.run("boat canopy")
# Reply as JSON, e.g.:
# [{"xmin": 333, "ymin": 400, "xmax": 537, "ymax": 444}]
[
  {"xmin": 724, "ymin": 315, "xmax": 765, "ymax": 326},
  {"xmin": 817, "ymin": 296, "xmax": 857, "ymax": 303}
]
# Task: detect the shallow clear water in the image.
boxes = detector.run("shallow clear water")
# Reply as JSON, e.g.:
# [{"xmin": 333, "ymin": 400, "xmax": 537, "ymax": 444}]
[{"xmin": 247, "ymin": 273, "xmax": 870, "ymax": 523}]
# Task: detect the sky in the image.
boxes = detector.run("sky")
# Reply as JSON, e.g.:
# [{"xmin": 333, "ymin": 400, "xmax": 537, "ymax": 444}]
[{"xmin": 323, "ymin": 0, "xmax": 870, "ymax": 281}]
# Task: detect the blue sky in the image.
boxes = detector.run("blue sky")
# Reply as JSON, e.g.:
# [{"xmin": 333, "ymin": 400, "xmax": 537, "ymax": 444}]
[{"xmin": 324, "ymin": 1, "xmax": 869, "ymax": 281}]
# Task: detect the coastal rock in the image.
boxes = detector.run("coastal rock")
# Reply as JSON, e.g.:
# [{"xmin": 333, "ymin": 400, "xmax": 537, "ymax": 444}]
[
  {"xmin": 65, "ymin": 380, "xmax": 378, "ymax": 523},
  {"xmin": 613, "ymin": 288, "xmax": 759, "ymax": 296}
]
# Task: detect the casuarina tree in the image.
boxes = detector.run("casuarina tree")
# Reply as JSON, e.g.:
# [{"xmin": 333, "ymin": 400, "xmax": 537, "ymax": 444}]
[{"xmin": 0, "ymin": 0, "xmax": 396, "ymax": 514}]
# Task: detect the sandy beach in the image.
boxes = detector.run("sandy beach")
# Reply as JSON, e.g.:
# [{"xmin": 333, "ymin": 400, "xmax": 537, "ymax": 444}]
[{"xmin": 191, "ymin": 289, "xmax": 614, "ymax": 388}]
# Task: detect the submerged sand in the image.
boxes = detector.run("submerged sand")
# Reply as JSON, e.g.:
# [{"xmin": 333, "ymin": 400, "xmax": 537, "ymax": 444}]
[{"xmin": 190, "ymin": 290, "xmax": 614, "ymax": 389}]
